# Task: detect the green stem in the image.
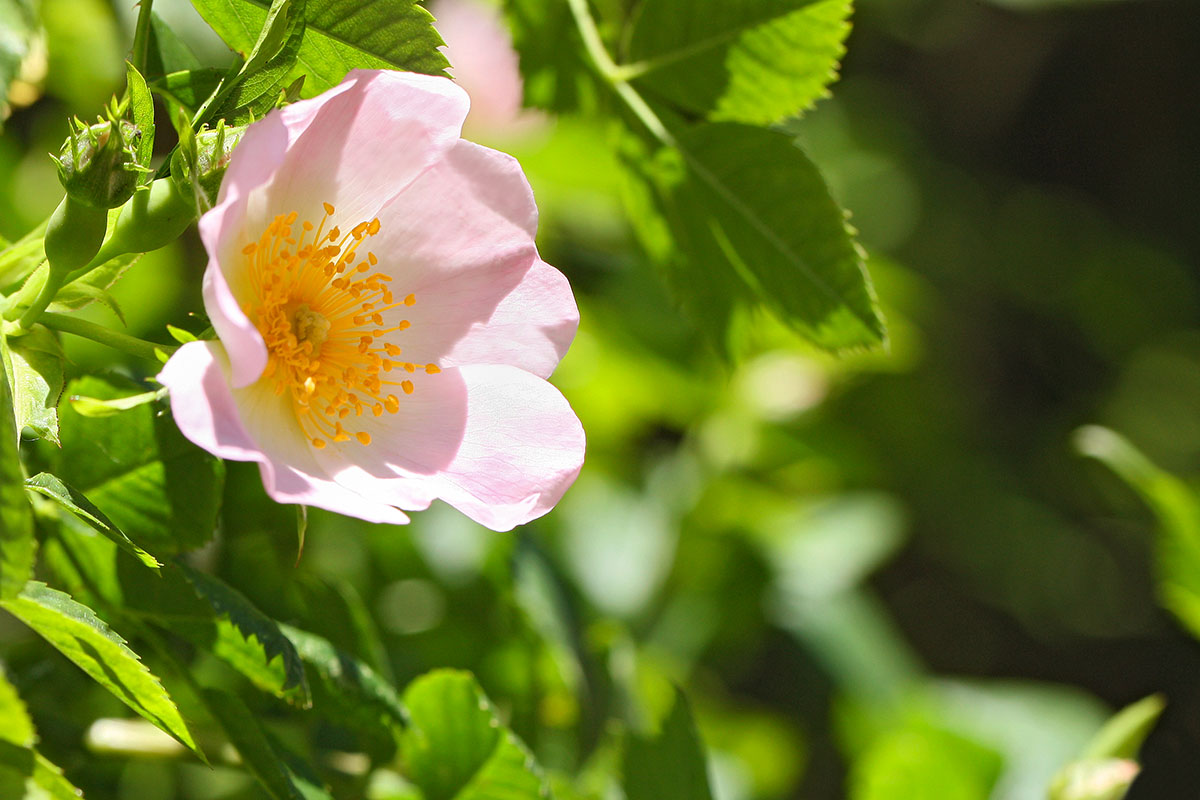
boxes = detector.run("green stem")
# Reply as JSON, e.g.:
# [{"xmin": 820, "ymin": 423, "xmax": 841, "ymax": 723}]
[
  {"xmin": 131, "ymin": 0, "xmax": 154, "ymax": 77},
  {"xmin": 39, "ymin": 312, "xmax": 174, "ymax": 362},
  {"xmin": 565, "ymin": 0, "xmax": 675, "ymax": 146},
  {"xmin": 15, "ymin": 269, "xmax": 66, "ymax": 330}
]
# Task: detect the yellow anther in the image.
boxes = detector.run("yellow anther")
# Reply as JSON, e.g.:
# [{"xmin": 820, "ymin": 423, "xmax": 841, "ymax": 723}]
[
  {"xmin": 356, "ymin": 431, "xmax": 372, "ymax": 445},
  {"xmin": 401, "ymin": 380, "xmax": 414, "ymax": 395},
  {"xmin": 404, "ymin": 294, "xmax": 415, "ymax": 306},
  {"xmin": 385, "ymin": 395, "xmax": 400, "ymax": 413},
  {"xmin": 323, "ymin": 202, "xmax": 335, "ymax": 215},
  {"xmin": 425, "ymin": 364, "xmax": 440, "ymax": 374},
  {"xmin": 312, "ymin": 438, "xmax": 327, "ymax": 449}
]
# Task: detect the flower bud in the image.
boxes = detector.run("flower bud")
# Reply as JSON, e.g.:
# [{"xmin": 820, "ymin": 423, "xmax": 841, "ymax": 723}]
[
  {"xmin": 171, "ymin": 121, "xmax": 246, "ymax": 211},
  {"xmin": 55, "ymin": 118, "xmax": 144, "ymax": 209}
]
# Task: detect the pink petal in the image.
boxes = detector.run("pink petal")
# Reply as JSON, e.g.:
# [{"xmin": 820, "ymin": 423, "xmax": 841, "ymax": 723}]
[
  {"xmin": 317, "ymin": 365, "xmax": 585, "ymax": 532},
  {"xmin": 255, "ymin": 70, "xmax": 471, "ymax": 235},
  {"xmin": 158, "ymin": 342, "xmax": 410, "ymax": 525},
  {"xmin": 370, "ymin": 140, "xmax": 578, "ymax": 377}
]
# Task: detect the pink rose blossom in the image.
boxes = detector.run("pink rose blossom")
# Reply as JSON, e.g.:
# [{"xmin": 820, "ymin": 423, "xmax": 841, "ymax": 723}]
[{"xmin": 159, "ymin": 69, "xmax": 584, "ymax": 532}]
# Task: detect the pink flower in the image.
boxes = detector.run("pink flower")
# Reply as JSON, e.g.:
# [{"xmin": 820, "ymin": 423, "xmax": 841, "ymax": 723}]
[{"xmin": 159, "ymin": 70, "xmax": 584, "ymax": 532}]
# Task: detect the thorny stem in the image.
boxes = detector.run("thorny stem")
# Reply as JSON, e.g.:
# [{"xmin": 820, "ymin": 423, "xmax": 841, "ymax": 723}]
[{"xmin": 39, "ymin": 312, "xmax": 175, "ymax": 362}]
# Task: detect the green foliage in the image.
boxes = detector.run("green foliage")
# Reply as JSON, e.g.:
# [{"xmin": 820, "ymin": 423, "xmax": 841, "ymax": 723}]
[
  {"xmin": 202, "ymin": 688, "xmax": 333, "ymax": 800},
  {"xmin": 503, "ymin": 0, "xmax": 590, "ymax": 112},
  {"xmin": 1, "ymin": 325, "xmax": 65, "ymax": 444},
  {"xmin": 24, "ymin": 472, "xmax": 161, "ymax": 569},
  {"xmin": 1047, "ymin": 694, "xmax": 1164, "ymax": 800},
  {"xmin": 179, "ymin": 562, "xmax": 310, "ymax": 703},
  {"xmin": 399, "ymin": 669, "xmax": 548, "ymax": 800},
  {"xmin": 0, "ymin": 344, "xmax": 33, "ymax": 600},
  {"xmin": 628, "ymin": 0, "xmax": 852, "ymax": 124},
  {"xmin": 623, "ymin": 690, "xmax": 713, "ymax": 800},
  {"xmin": 848, "ymin": 725, "xmax": 1001, "ymax": 800},
  {"xmin": 1075, "ymin": 426, "xmax": 1200, "ymax": 640},
  {"xmin": 53, "ymin": 375, "xmax": 224, "ymax": 554},
  {"xmin": 191, "ymin": 0, "xmax": 448, "ymax": 98},
  {"xmin": 633, "ymin": 122, "xmax": 883, "ymax": 352},
  {"xmin": 0, "ymin": 581, "xmax": 200, "ymax": 754}
]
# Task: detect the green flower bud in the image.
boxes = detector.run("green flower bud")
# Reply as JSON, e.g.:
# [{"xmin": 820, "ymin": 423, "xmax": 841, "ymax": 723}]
[
  {"xmin": 86, "ymin": 177, "xmax": 197, "ymax": 267},
  {"xmin": 55, "ymin": 117, "xmax": 144, "ymax": 209},
  {"xmin": 171, "ymin": 121, "xmax": 246, "ymax": 211}
]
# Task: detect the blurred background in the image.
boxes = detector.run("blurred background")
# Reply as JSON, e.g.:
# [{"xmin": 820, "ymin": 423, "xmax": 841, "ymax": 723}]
[{"xmin": 2, "ymin": 0, "xmax": 1200, "ymax": 797}]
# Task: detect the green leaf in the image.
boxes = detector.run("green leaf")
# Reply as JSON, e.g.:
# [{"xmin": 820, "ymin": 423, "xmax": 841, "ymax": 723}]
[
  {"xmin": 0, "ymin": 743, "xmax": 84, "ymax": 800},
  {"xmin": 0, "ymin": 581, "xmax": 201, "ymax": 754},
  {"xmin": 0, "ymin": 219, "xmax": 46, "ymax": 291},
  {"xmin": 199, "ymin": 0, "xmax": 307, "ymax": 126},
  {"xmin": 178, "ymin": 562, "xmax": 310, "ymax": 704},
  {"xmin": 282, "ymin": 625, "xmax": 406, "ymax": 749},
  {"xmin": 53, "ymin": 375, "xmax": 224, "ymax": 554},
  {"xmin": 628, "ymin": 0, "xmax": 852, "ymax": 125},
  {"xmin": 630, "ymin": 122, "xmax": 884, "ymax": 353},
  {"xmin": 191, "ymin": 0, "xmax": 447, "ymax": 98},
  {"xmin": 0, "ymin": 666, "xmax": 34, "ymax": 748},
  {"xmin": 147, "ymin": 11, "xmax": 203, "ymax": 77},
  {"xmin": 0, "ymin": 325, "xmax": 65, "ymax": 445},
  {"xmin": 400, "ymin": 669, "xmax": 547, "ymax": 800},
  {"xmin": 202, "ymin": 689, "xmax": 332, "ymax": 800},
  {"xmin": 849, "ymin": 724, "xmax": 1002, "ymax": 800},
  {"xmin": 55, "ymin": 252, "xmax": 141, "ymax": 317},
  {"xmin": 1081, "ymin": 694, "xmax": 1164, "ymax": 762},
  {"xmin": 1075, "ymin": 426, "xmax": 1200, "ymax": 640},
  {"xmin": 24, "ymin": 472, "xmax": 162, "ymax": 570},
  {"xmin": 0, "ymin": 0, "xmax": 36, "ymax": 115},
  {"xmin": 125, "ymin": 61, "xmax": 157, "ymax": 169},
  {"xmin": 623, "ymin": 689, "xmax": 713, "ymax": 800},
  {"xmin": 68, "ymin": 387, "xmax": 166, "ymax": 418},
  {"xmin": 151, "ymin": 69, "xmax": 225, "ymax": 112},
  {"xmin": 0, "ymin": 339, "xmax": 34, "ymax": 600}
]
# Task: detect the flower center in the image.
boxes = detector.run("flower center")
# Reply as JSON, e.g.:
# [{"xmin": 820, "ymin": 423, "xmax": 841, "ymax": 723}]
[{"xmin": 242, "ymin": 202, "xmax": 441, "ymax": 450}]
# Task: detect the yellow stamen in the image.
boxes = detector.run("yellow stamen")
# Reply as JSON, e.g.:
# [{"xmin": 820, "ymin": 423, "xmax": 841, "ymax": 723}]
[{"xmin": 244, "ymin": 204, "xmax": 441, "ymax": 449}]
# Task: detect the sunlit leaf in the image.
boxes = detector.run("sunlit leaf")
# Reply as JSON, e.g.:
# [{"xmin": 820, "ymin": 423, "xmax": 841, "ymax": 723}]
[
  {"xmin": 0, "ymin": 343, "xmax": 33, "ymax": 600},
  {"xmin": 0, "ymin": 325, "xmax": 64, "ymax": 444},
  {"xmin": 191, "ymin": 0, "xmax": 447, "ymax": 98},
  {"xmin": 629, "ymin": 0, "xmax": 853, "ymax": 124},
  {"xmin": 399, "ymin": 669, "xmax": 547, "ymax": 800},
  {"xmin": 25, "ymin": 472, "xmax": 162, "ymax": 570},
  {"xmin": 0, "ymin": 581, "xmax": 201, "ymax": 754},
  {"xmin": 630, "ymin": 122, "xmax": 884, "ymax": 353},
  {"xmin": 54, "ymin": 375, "xmax": 224, "ymax": 554}
]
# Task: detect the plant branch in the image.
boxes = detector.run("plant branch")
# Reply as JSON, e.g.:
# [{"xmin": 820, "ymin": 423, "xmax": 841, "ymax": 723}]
[{"xmin": 39, "ymin": 312, "xmax": 174, "ymax": 362}]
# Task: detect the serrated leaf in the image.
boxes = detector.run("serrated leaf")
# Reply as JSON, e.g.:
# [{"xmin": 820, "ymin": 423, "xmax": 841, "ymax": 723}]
[
  {"xmin": 630, "ymin": 122, "xmax": 884, "ymax": 353},
  {"xmin": 202, "ymin": 689, "xmax": 331, "ymax": 800},
  {"xmin": 628, "ymin": 0, "xmax": 852, "ymax": 125},
  {"xmin": 53, "ymin": 375, "xmax": 224, "ymax": 554},
  {"xmin": 24, "ymin": 472, "xmax": 161, "ymax": 570},
  {"xmin": 55, "ymin": 253, "xmax": 141, "ymax": 315},
  {"xmin": 282, "ymin": 625, "xmax": 406, "ymax": 750},
  {"xmin": 623, "ymin": 689, "xmax": 713, "ymax": 800},
  {"xmin": 198, "ymin": 0, "xmax": 307, "ymax": 126},
  {"xmin": 125, "ymin": 61, "xmax": 157, "ymax": 168},
  {"xmin": 190, "ymin": 0, "xmax": 448, "ymax": 98},
  {"xmin": 1075, "ymin": 426, "xmax": 1200, "ymax": 641},
  {"xmin": 1, "ymin": 325, "xmax": 64, "ymax": 444},
  {"xmin": 400, "ymin": 669, "xmax": 547, "ymax": 800},
  {"xmin": 178, "ymin": 563, "xmax": 310, "ymax": 704},
  {"xmin": 0, "ymin": 340, "xmax": 34, "ymax": 600},
  {"xmin": 0, "ymin": 742, "xmax": 84, "ymax": 800},
  {"xmin": 0, "ymin": 581, "xmax": 200, "ymax": 754}
]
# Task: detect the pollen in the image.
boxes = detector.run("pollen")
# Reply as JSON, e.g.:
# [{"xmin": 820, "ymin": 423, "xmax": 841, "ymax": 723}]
[{"xmin": 244, "ymin": 203, "xmax": 440, "ymax": 449}]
